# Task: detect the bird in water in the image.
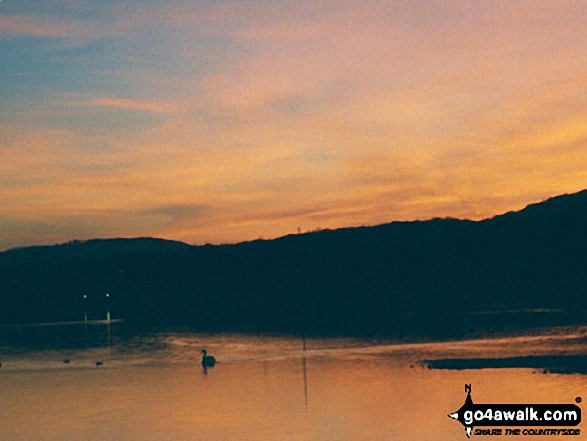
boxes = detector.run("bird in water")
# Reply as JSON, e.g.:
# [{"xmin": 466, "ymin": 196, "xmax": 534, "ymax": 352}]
[{"xmin": 201, "ymin": 349, "xmax": 216, "ymax": 367}]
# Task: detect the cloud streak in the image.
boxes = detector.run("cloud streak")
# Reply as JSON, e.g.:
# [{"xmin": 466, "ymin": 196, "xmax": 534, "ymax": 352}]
[
  {"xmin": 1, "ymin": 0, "xmax": 587, "ymax": 250},
  {"xmin": 65, "ymin": 96, "xmax": 177, "ymax": 114}
]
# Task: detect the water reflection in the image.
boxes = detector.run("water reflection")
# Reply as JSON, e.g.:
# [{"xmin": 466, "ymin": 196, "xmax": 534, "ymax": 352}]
[
  {"xmin": 0, "ymin": 327, "xmax": 586, "ymax": 440},
  {"xmin": 0, "ymin": 319, "xmax": 123, "ymax": 353},
  {"xmin": 302, "ymin": 355, "xmax": 309, "ymax": 408}
]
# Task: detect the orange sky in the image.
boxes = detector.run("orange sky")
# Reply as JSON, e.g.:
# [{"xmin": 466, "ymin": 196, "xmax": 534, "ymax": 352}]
[{"xmin": 1, "ymin": 1, "xmax": 586, "ymax": 250}]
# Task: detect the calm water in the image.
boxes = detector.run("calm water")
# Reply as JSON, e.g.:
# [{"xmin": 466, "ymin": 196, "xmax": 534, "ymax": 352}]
[{"xmin": 1, "ymin": 325, "xmax": 586, "ymax": 441}]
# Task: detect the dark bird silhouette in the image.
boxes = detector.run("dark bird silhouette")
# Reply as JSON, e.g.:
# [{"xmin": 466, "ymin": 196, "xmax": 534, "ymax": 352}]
[
  {"xmin": 201, "ymin": 349, "xmax": 216, "ymax": 367},
  {"xmin": 95, "ymin": 361, "xmax": 103, "ymax": 367}
]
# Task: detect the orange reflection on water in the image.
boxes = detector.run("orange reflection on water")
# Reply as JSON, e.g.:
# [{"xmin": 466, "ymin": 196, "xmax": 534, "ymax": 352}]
[{"xmin": 0, "ymin": 334, "xmax": 585, "ymax": 441}]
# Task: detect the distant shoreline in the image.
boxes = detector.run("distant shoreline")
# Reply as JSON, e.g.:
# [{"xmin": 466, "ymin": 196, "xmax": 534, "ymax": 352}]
[
  {"xmin": 423, "ymin": 354, "xmax": 587, "ymax": 375},
  {"xmin": 0, "ymin": 319, "xmax": 123, "ymax": 328}
]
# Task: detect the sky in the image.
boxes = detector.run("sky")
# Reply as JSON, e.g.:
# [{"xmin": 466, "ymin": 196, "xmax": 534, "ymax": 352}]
[{"xmin": 1, "ymin": 0, "xmax": 586, "ymax": 250}]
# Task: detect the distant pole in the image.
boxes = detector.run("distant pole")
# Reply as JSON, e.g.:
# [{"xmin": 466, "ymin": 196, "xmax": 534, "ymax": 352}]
[
  {"xmin": 302, "ymin": 353, "xmax": 308, "ymax": 408},
  {"xmin": 83, "ymin": 294, "xmax": 88, "ymax": 323}
]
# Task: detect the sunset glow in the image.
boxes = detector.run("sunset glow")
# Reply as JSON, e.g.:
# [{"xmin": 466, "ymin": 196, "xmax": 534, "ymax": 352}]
[{"xmin": 1, "ymin": 0, "xmax": 586, "ymax": 249}]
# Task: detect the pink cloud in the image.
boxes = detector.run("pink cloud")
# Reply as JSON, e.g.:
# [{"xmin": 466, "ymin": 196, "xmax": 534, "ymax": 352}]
[
  {"xmin": 0, "ymin": 14, "xmax": 98, "ymax": 40},
  {"xmin": 69, "ymin": 97, "xmax": 177, "ymax": 114}
]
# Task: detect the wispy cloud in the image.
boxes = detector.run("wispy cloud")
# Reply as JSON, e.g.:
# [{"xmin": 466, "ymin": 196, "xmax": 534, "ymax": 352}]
[
  {"xmin": 1, "ymin": 0, "xmax": 587, "ymax": 250},
  {"xmin": 0, "ymin": 14, "xmax": 98, "ymax": 40},
  {"xmin": 65, "ymin": 96, "xmax": 178, "ymax": 114}
]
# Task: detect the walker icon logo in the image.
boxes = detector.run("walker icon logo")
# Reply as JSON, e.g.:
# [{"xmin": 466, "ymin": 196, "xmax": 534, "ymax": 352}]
[{"xmin": 448, "ymin": 385, "xmax": 581, "ymax": 438}]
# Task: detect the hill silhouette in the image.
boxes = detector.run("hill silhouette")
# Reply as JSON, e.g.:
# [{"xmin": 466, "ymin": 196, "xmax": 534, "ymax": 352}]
[{"xmin": 1, "ymin": 191, "xmax": 587, "ymax": 338}]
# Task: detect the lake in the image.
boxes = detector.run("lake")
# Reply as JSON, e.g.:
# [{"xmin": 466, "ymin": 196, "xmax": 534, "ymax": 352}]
[{"xmin": 1, "ymin": 324, "xmax": 586, "ymax": 440}]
